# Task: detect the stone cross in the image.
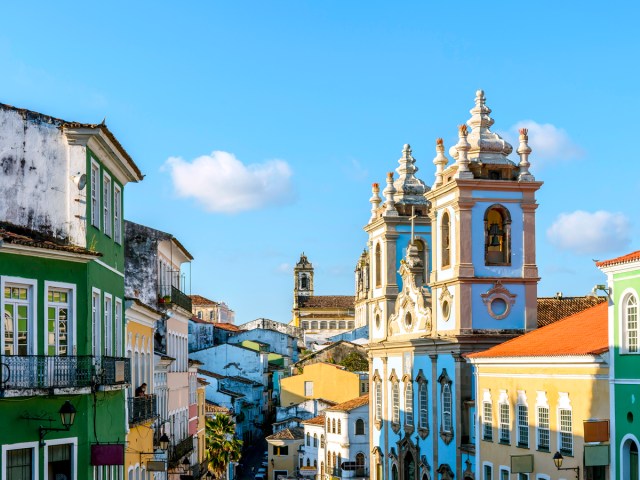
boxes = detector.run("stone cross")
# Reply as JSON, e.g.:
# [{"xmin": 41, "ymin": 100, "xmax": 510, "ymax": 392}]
[{"xmin": 409, "ymin": 206, "xmax": 418, "ymax": 243}]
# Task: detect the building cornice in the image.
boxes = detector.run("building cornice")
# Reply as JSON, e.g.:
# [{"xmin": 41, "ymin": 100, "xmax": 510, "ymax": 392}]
[{"xmin": 0, "ymin": 243, "xmax": 97, "ymax": 262}]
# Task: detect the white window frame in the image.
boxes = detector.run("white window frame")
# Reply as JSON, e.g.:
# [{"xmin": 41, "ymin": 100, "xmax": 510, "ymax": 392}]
[
  {"xmin": 1, "ymin": 440, "xmax": 39, "ymax": 480},
  {"xmin": 104, "ymin": 294, "xmax": 113, "ymax": 356},
  {"xmin": 516, "ymin": 391, "xmax": 529, "ymax": 448},
  {"xmin": 115, "ymin": 298, "xmax": 123, "ymax": 357},
  {"xmin": 558, "ymin": 392, "xmax": 573, "ymax": 456},
  {"xmin": 44, "ymin": 281, "xmax": 77, "ymax": 356},
  {"xmin": 375, "ymin": 380, "xmax": 382, "ymax": 422},
  {"xmin": 498, "ymin": 391, "xmax": 510, "ymax": 444},
  {"xmin": 441, "ymin": 383, "xmax": 452, "ymax": 433},
  {"xmin": 92, "ymin": 289, "xmax": 101, "ymax": 356},
  {"xmin": 418, "ymin": 380, "xmax": 428, "ymax": 430},
  {"xmin": 621, "ymin": 289, "xmax": 639, "ymax": 354},
  {"xmin": 103, "ymin": 172, "xmax": 112, "ymax": 237},
  {"xmin": 392, "ymin": 381, "xmax": 400, "ymax": 425},
  {"xmin": 482, "ymin": 462, "xmax": 493, "ymax": 480},
  {"xmin": 91, "ymin": 159, "xmax": 101, "ymax": 230},
  {"xmin": 483, "ymin": 401, "xmax": 493, "ymax": 441},
  {"xmin": 405, "ymin": 382, "xmax": 414, "ymax": 426},
  {"xmin": 1, "ymin": 276, "xmax": 38, "ymax": 356},
  {"xmin": 43, "ymin": 437, "xmax": 78, "ymax": 480},
  {"xmin": 304, "ymin": 381, "xmax": 314, "ymax": 397},
  {"xmin": 499, "ymin": 467, "xmax": 510, "ymax": 480},
  {"xmin": 113, "ymin": 184, "xmax": 122, "ymax": 244}
]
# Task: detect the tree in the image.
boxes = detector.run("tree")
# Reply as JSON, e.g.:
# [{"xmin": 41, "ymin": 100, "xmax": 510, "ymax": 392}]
[
  {"xmin": 205, "ymin": 413, "xmax": 243, "ymax": 478},
  {"xmin": 339, "ymin": 352, "xmax": 369, "ymax": 372}
]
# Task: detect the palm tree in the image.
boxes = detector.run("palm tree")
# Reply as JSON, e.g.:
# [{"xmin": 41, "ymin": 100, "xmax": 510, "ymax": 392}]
[{"xmin": 205, "ymin": 413, "xmax": 243, "ymax": 479}]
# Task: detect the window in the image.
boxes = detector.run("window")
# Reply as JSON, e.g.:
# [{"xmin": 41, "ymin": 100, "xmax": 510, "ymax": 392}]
[
  {"xmin": 375, "ymin": 379, "xmax": 382, "ymax": 423},
  {"xmin": 48, "ymin": 443, "xmax": 73, "ymax": 480},
  {"xmin": 114, "ymin": 185, "xmax": 122, "ymax": 244},
  {"xmin": 405, "ymin": 383, "xmax": 414, "ymax": 426},
  {"xmin": 3, "ymin": 281, "xmax": 35, "ymax": 356},
  {"xmin": 355, "ymin": 419, "xmax": 365, "ymax": 435},
  {"xmin": 332, "ymin": 419, "xmax": 336, "ymax": 433},
  {"xmin": 305, "ymin": 381, "xmax": 314, "ymax": 397},
  {"xmin": 6, "ymin": 446, "xmax": 34, "ymax": 480},
  {"xmin": 337, "ymin": 420, "xmax": 341, "ymax": 434},
  {"xmin": 313, "ymin": 434, "xmax": 317, "ymax": 447},
  {"xmin": 92, "ymin": 290, "xmax": 101, "ymax": 356},
  {"xmin": 626, "ymin": 295, "xmax": 638, "ymax": 353},
  {"xmin": 499, "ymin": 402, "xmax": 510, "ymax": 444},
  {"xmin": 320, "ymin": 435, "xmax": 325, "ymax": 448},
  {"xmin": 499, "ymin": 468, "xmax": 509, "ymax": 480},
  {"xmin": 537, "ymin": 406, "xmax": 550, "ymax": 450},
  {"xmin": 273, "ymin": 446, "xmax": 288, "ymax": 456},
  {"xmin": 484, "ymin": 205, "xmax": 511, "ymax": 265},
  {"xmin": 559, "ymin": 408, "xmax": 573, "ymax": 455},
  {"xmin": 91, "ymin": 161, "xmax": 100, "ymax": 229},
  {"xmin": 375, "ymin": 244, "xmax": 381, "ymax": 287},
  {"xmin": 115, "ymin": 299, "xmax": 122, "ymax": 357},
  {"xmin": 103, "ymin": 173, "xmax": 112, "ymax": 237},
  {"xmin": 518, "ymin": 475, "xmax": 529, "ymax": 480},
  {"xmin": 441, "ymin": 211, "xmax": 450, "ymax": 268},
  {"xmin": 517, "ymin": 404, "xmax": 529, "ymax": 448},
  {"xmin": 418, "ymin": 379, "xmax": 428, "ymax": 431},
  {"xmin": 306, "ymin": 433, "xmax": 310, "ymax": 446},
  {"xmin": 483, "ymin": 464, "xmax": 493, "ymax": 480},
  {"xmin": 392, "ymin": 382, "xmax": 400, "ymax": 425},
  {"xmin": 483, "ymin": 401, "xmax": 493, "ymax": 441},
  {"xmin": 46, "ymin": 287, "xmax": 72, "ymax": 356},
  {"xmin": 104, "ymin": 295, "xmax": 113, "ymax": 356},
  {"xmin": 442, "ymin": 383, "xmax": 452, "ymax": 433}
]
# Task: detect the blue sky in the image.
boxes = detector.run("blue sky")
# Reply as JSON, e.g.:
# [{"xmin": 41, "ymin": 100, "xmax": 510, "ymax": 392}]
[{"xmin": 2, "ymin": 2, "xmax": 639, "ymax": 323}]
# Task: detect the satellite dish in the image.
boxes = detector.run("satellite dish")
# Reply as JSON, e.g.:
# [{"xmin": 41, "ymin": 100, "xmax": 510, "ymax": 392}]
[{"xmin": 72, "ymin": 173, "xmax": 87, "ymax": 190}]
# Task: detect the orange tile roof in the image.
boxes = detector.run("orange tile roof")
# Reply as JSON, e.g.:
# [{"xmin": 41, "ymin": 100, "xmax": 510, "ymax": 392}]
[
  {"xmin": 215, "ymin": 323, "xmax": 240, "ymax": 332},
  {"xmin": 326, "ymin": 394, "xmax": 369, "ymax": 412},
  {"xmin": 466, "ymin": 302, "xmax": 608, "ymax": 359},
  {"xmin": 302, "ymin": 414, "xmax": 326, "ymax": 425},
  {"xmin": 597, "ymin": 250, "xmax": 640, "ymax": 268},
  {"xmin": 536, "ymin": 296, "xmax": 606, "ymax": 327},
  {"xmin": 266, "ymin": 427, "xmax": 305, "ymax": 441},
  {"xmin": 298, "ymin": 296, "xmax": 355, "ymax": 309},
  {"xmin": 190, "ymin": 294, "xmax": 218, "ymax": 306}
]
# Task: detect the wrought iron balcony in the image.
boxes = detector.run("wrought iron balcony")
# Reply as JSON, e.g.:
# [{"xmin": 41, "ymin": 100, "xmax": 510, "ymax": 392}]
[
  {"xmin": 100, "ymin": 356, "xmax": 131, "ymax": 385},
  {"xmin": 128, "ymin": 394, "xmax": 158, "ymax": 426},
  {"xmin": 192, "ymin": 459, "xmax": 210, "ymax": 479},
  {"xmin": 0, "ymin": 355, "xmax": 94, "ymax": 391},
  {"xmin": 168, "ymin": 435, "xmax": 194, "ymax": 469},
  {"xmin": 158, "ymin": 284, "xmax": 192, "ymax": 312}
]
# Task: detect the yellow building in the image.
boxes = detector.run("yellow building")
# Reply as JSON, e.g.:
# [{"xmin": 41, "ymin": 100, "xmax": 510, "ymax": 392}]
[
  {"xmin": 266, "ymin": 427, "xmax": 304, "ymax": 480},
  {"xmin": 280, "ymin": 362, "xmax": 363, "ymax": 406},
  {"xmin": 124, "ymin": 299, "xmax": 162, "ymax": 479},
  {"xmin": 466, "ymin": 303, "xmax": 610, "ymax": 480},
  {"xmin": 196, "ymin": 378, "xmax": 208, "ymax": 474}
]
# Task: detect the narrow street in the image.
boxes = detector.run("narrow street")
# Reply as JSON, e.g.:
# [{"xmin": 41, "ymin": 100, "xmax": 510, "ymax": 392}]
[{"xmin": 237, "ymin": 438, "xmax": 268, "ymax": 480}]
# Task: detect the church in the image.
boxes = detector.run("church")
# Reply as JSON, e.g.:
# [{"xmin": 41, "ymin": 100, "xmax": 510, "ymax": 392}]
[{"xmin": 361, "ymin": 90, "xmax": 542, "ymax": 480}]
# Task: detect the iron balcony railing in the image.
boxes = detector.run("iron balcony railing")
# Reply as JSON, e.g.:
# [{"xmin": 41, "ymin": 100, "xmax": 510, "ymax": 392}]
[
  {"xmin": 192, "ymin": 459, "xmax": 210, "ymax": 479},
  {"xmin": 158, "ymin": 284, "xmax": 192, "ymax": 312},
  {"xmin": 128, "ymin": 394, "xmax": 158, "ymax": 426},
  {"xmin": 329, "ymin": 467, "xmax": 369, "ymax": 478},
  {"xmin": 169, "ymin": 435, "xmax": 194, "ymax": 469},
  {"xmin": 0, "ymin": 355, "xmax": 130, "ymax": 391}
]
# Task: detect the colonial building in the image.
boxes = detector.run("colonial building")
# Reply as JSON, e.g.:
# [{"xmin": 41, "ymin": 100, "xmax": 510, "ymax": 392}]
[
  {"xmin": 0, "ymin": 102, "xmax": 142, "ymax": 479},
  {"xmin": 280, "ymin": 362, "xmax": 365, "ymax": 406},
  {"xmin": 291, "ymin": 254, "xmax": 356, "ymax": 337},
  {"xmin": 191, "ymin": 294, "xmax": 235, "ymax": 324},
  {"xmin": 266, "ymin": 427, "xmax": 305, "ymax": 480},
  {"xmin": 597, "ymin": 250, "xmax": 640, "ymax": 479},
  {"xmin": 367, "ymin": 90, "xmax": 542, "ymax": 480},
  {"xmin": 466, "ymin": 302, "xmax": 610, "ymax": 480}
]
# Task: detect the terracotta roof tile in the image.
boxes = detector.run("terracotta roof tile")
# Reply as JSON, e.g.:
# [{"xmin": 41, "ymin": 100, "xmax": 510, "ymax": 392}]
[
  {"xmin": 597, "ymin": 250, "xmax": 640, "ymax": 268},
  {"xmin": 302, "ymin": 414, "xmax": 326, "ymax": 425},
  {"xmin": 326, "ymin": 394, "xmax": 369, "ymax": 412},
  {"xmin": 0, "ymin": 222, "xmax": 101, "ymax": 257},
  {"xmin": 266, "ymin": 427, "xmax": 305, "ymax": 441},
  {"xmin": 298, "ymin": 296, "xmax": 355, "ymax": 309},
  {"xmin": 215, "ymin": 323, "xmax": 240, "ymax": 332},
  {"xmin": 190, "ymin": 294, "xmax": 218, "ymax": 306},
  {"xmin": 536, "ymin": 296, "xmax": 606, "ymax": 327},
  {"xmin": 466, "ymin": 302, "xmax": 608, "ymax": 359}
]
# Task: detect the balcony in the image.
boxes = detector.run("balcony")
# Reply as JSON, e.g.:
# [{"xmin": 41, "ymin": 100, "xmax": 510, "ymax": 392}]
[
  {"xmin": 169, "ymin": 435, "xmax": 194, "ymax": 469},
  {"xmin": 128, "ymin": 394, "xmax": 158, "ymax": 426},
  {"xmin": 192, "ymin": 460, "xmax": 211, "ymax": 479},
  {"xmin": 158, "ymin": 284, "xmax": 192, "ymax": 313},
  {"xmin": 0, "ymin": 355, "xmax": 130, "ymax": 395}
]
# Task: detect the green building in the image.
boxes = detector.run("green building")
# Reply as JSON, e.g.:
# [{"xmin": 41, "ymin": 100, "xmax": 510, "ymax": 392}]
[
  {"xmin": 0, "ymin": 103, "xmax": 142, "ymax": 479},
  {"xmin": 598, "ymin": 251, "xmax": 640, "ymax": 479}
]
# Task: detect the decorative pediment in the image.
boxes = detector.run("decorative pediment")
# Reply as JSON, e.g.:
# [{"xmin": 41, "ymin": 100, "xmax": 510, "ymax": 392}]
[
  {"xmin": 372, "ymin": 370, "xmax": 382, "ymax": 383},
  {"xmin": 371, "ymin": 446, "xmax": 384, "ymax": 458},
  {"xmin": 389, "ymin": 369, "xmax": 399, "ymax": 383},
  {"xmin": 437, "ymin": 369, "xmax": 451, "ymax": 386},
  {"xmin": 481, "ymin": 280, "xmax": 516, "ymax": 320},
  {"xmin": 437, "ymin": 464, "xmax": 454, "ymax": 480},
  {"xmin": 415, "ymin": 369, "xmax": 427, "ymax": 384},
  {"xmin": 419, "ymin": 455, "xmax": 431, "ymax": 472},
  {"xmin": 388, "ymin": 447, "xmax": 398, "ymax": 462}
]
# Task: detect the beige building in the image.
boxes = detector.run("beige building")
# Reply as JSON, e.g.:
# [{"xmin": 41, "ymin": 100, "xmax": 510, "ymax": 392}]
[
  {"xmin": 280, "ymin": 362, "xmax": 363, "ymax": 406},
  {"xmin": 191, "ymin": 294, "xmax": 236, "ymax": 324},
  {"xmin": 266, "ymin": 427, "xmax": 305, "ymax": 480},
  {"xmin": 466, "ymin": 302, "xmax": 611, "ymax": 480}
]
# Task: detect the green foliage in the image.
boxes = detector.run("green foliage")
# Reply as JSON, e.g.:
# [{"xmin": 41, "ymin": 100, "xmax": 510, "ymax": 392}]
[
  {"xmin": 205, "ymin": 413, "xmax": 243, "ymax": 477},
  {"xmin": 338, "ymin": 352, "xmax": 369, "ymax": 372}
]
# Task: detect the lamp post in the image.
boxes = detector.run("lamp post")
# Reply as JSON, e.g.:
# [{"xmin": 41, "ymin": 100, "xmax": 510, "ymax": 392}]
[
  {"xmin": 553, "ymin": 451, "xmax": 579, "ymax": 479},
  {"xmin": 39, "ymin": 401, "xmax": 76, "ymax": 446}
]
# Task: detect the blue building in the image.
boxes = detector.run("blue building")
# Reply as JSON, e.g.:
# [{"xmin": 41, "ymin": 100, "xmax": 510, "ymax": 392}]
[{"xmin": 363, "ymin": 91, "xmax": 542, "ymax": 480}]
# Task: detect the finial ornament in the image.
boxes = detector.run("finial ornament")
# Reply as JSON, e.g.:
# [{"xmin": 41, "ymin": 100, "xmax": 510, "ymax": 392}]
[
  {"xmin": 454, "ymin": 124, "xmax": 474, "ymax": 179},
  {"xmin": 433, "ymin": 138, "xmax": 448, "ymax": 188},
  {"xmin": 517, "ymin": 128, "xmax": 535, "ymax": 181},
  {"xmin": 369, "ymin": 182, "xmax": 382, "ymax": 221},
  {"xmin": 394, "ymin": 143, "xmax": 428, "ymax": 205},
  {"xmin": 383, "ymin": 172, "xmax": 398, "ymax": 216}
]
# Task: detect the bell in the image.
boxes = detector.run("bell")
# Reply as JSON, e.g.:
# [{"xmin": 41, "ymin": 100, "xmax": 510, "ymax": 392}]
[{"xmin": 489, "ymin": 235, "xmax": 501, "ymax": 247}]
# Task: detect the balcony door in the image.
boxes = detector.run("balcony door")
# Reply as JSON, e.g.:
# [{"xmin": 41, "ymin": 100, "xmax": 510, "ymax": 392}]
[
  {"xmin": 3, "ymin": 281, "xmax": 35, "ymax": 356},
  {"xmin": 47, "ymin": 288, "xmax": 71, "ymax": 356}
]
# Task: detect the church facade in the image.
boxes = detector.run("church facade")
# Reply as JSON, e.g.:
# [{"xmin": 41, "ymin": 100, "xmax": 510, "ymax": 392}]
[{"xmin": 364, "ymin": 91, "xmax": 542, "ymax": 480}]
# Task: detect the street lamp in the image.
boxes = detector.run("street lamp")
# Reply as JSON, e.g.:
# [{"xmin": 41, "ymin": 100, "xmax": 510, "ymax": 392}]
[
  {"xmin": 553, "ymin": 451, "xmax": 579, "ymax": 479},
  {"xmin": 39, "ymin": 401, "xmax": 77, "ymax": 446},
  {"xmin": 182, "ymin": 457, "xmax": 191, "ymax": 472},
  {"xmin": 159, "ymin": 433, "xmax": 170, "ymax": 451}
]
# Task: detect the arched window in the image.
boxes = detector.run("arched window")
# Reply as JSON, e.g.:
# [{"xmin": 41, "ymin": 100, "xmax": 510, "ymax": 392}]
[
  {"xmin": 321, "ymin": 462, "xmax": 325, "ymax": 477},
  {"xmin": 405, "ymin": 383, "xmax": 414, "ymax": 426},
  {"xmin": 314, "ymin": 460, "xmax": 317, "ymax": 468},
  {"xmin": 320, "ymin": 435, "xmax": 325, "ymax": 448},
  {"xmin": 356, "ymin": 453, "xmax": 365, "ymax": 468},
  {"xmin": 311, "ymin": 321, "xmax": 318, "ymax": 330},
  {"xmin": 329, "ymin": 321, "xmax": 336, "ymax": 329},
  {"xmin": 375, "ymin": 244, "xmax": 382, "ymax": 287},
  {"xmin": 484, "ymin": 205, "xmax": 511, "ymax": 265},
  {"xmin": 392, "ymin": 382, "xmax": 400, "ymax": 425},
  {"xmin": 375, "ymin": 380, "xmax": 382, "ymax": 422},
  {"xmin": 338, "ymin": 453, "xmax": 342, "ymax": 471},
  {"xmin": 302, "ymin": 321, "xmax": 309, "ymax": 329},
  {"xmin": 415, "ymin": 238, "xmax": 428, "ymax": 285},
  {"xmin": 442, "ymin": 383, "xmax": 452, "ymax": 433},
  {"xmin": 419, "ymin": 380, "xmax": 428, "ymax": 430},
  {"xmin": 306, "ymin": 432, "xmax": 310, "ymax": 446},
  {"xmin": 306, "ymin": 458, "xmax": 311, "ymax": 467},
  {"xmin": 626, "ymin": 295, "xmax": 638, "ymax": 353},
  {"xmin": 332, "ymin": 419, "xmax": 336, "ymax": 433},
  {"xmin": 338, "ymin": 321, "xmax": 346, "ymax": 329},
  {"xmin": 320, "ymin": 321, "xmax": 327, "ymax": 330},
  {"xmin": 313, "ymin": 433, "xmax": 318, "ymax": 447},
  {"xmin": 337, "ymin": 420, "xmax": 341, "ymax": 434},
  {"xmin": 392, "ymin": 465, "xmax": 399, "ymax": 480},
  {"xmin": 355, "ymin": 419, "xmax": 365, "ymax": 435},
  {"xmin": 300, "ymin": 274, "xmax": 308, "ymax": 289},
  {"xmin": 441, "ymin": 211, "xmax": 451, "ymax": 268}
]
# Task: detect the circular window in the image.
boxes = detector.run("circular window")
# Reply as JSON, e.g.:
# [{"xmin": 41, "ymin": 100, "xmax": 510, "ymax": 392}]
[
  {"xmin": 405, "ymin": 312, "xmax": 413, "ymax": 328},
  {"xmin": 375, "ymin": 314, "xmax": 381, "ymax": 329},
  {"xmin": 490, "ymin": 298, "xmax": 507, "ymax": 317},
  {"xmin": 628, "ymin": 412, "xmax": 634, "ymax": 423},
  {"xmin": 442, "ymin": 300, "xmax": 450, "ymax": 320}
]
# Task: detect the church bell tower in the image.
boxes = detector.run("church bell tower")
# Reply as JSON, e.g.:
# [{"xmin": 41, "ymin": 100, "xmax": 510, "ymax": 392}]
[{"xmin": 293, "ymin": 253, "xmax": 314, "ymax": 309}]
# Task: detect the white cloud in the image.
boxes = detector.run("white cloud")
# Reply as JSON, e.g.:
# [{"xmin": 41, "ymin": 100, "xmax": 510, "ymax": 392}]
[
  {"xmin": 165, "ymin": 151, "xmax": 295, "ymax": 213},
  {"xmin": 547, "ymin": 210, "xmax": 631, "ymax": 254},
  {"xmin": 502, "ymin": 120, "xmax": 584, "ymax": 168},
  {"xmin": 276, "ymin": 263, "xmax": 292, "ymax": 274}
]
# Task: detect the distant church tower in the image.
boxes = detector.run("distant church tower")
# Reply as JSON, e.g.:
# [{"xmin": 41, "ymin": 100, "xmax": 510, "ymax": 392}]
[
  {"xmin": 368, "ymin": 90, "xmax": 542, "ymax": 480},
  {"xmin": 293, "ymin": 253, "xmax": 314, "ymax": 308}
]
